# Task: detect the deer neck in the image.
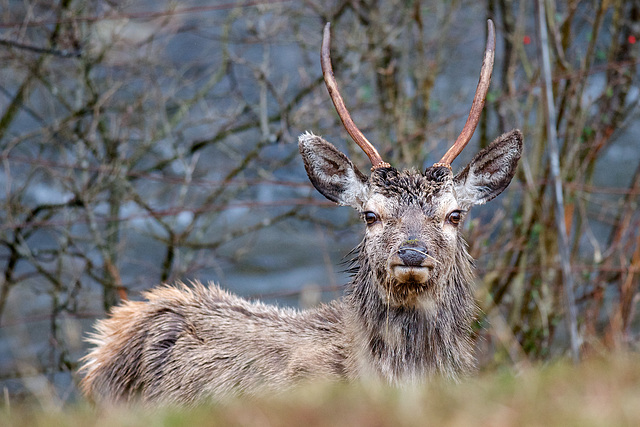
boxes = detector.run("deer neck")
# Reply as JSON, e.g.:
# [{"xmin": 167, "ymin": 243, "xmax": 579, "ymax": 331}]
[{"xmin": 344, "ymin": 247, "xmax": 477, "ymax": 382}]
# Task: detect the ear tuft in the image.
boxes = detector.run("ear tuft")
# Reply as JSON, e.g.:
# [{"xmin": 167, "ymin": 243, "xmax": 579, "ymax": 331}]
[
  {"xmin": 454, "ymin": 129, "xmax": 522, "ymax": 209},
  {"xmin": 298, "ymin": 133, "xmax": 369, "ymax": 208}
]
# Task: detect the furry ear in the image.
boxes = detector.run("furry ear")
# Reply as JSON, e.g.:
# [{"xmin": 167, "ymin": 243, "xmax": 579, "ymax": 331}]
[
  {"xmin": 298, "ymin": 133, "xmax": 369, "ymax": 208},
  {"xmin": 454, "ymin": 129, "xmax": 523, "ymax": 210}
]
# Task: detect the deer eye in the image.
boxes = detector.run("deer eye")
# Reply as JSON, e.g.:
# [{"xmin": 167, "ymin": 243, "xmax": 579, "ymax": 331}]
[
  {"xmin": 447, "ymin": 210, "xmax": 462, "ymax": 226},
  {"xmin": 363, "ymin": 211, "xmax": 380, "ymax": 225}
]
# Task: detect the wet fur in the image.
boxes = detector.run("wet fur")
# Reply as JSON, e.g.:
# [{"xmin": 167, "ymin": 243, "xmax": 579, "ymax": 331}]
[{"xmin": 80, "ymin": 130, "xmax": 522, "ymax": 405}]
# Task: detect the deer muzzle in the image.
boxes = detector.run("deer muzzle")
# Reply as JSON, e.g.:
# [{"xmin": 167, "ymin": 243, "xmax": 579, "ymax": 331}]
[{"xmin": 388, "ymin": 239, "xmax": 435, "ymax": 284}]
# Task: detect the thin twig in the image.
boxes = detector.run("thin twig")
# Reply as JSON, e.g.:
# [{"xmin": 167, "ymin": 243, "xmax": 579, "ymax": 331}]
[{"xmin": 0, "ymin": 37, "xmax": 82, "ymax": 58}]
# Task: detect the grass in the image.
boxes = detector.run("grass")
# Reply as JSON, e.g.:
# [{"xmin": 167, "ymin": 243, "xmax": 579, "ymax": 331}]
[{"xmin": 3, "ymin": 353, "xmax": 640, "ymax": 426}]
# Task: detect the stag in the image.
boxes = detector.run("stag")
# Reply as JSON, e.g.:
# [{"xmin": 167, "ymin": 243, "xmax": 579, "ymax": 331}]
[{"xmin": 80, "ymin": 20, "xmax": 522, "ymax": 405}]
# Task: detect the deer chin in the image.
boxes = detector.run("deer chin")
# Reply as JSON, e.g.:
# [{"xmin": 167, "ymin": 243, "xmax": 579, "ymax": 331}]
[{"xmin": 381, "ymin": 266, "xmax": 435, "ymax": 308}]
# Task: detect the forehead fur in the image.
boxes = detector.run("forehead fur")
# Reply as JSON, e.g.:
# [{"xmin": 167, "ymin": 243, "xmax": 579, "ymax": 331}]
[{"xmin": 369, "ymin": 166, "xmax": 453, "ymax": 208}]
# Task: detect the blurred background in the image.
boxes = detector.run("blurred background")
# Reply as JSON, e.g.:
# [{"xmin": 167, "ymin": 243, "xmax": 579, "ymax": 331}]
[{"xmin": 0, "ymin": 0, "xmax": 638, "ymax": 406}]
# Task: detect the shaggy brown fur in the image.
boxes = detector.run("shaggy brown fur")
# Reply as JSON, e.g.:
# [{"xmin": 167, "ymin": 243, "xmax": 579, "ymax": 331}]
[
  {"xmin": 81, "ymin": 282, "xmax": 347, "ymax": 405},
  {"xmin": 80, "ymin": 130, "xmax": 522, "ymax": 405}
]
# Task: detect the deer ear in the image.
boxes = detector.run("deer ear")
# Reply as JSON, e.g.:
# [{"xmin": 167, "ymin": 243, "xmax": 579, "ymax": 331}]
[
  {"xmin": 298, "ymin": 133, "xmax": 369, "ymax": 208},
  {"xmin": 454, "ymin": 129, "xmax": 522, "ymax": 209}
]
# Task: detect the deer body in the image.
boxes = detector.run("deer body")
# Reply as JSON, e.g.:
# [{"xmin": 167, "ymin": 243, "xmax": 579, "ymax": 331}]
[
  {"xmin": 80, "ymin": 21, "xmax": 523, "ymax": 405},
  {"xmin": 80, "ymin": 267, "xmax": 469, "ymax": 406},
  {"xmin": 81, "ymin": 283, "xmax": 348, "ymax": 404}
]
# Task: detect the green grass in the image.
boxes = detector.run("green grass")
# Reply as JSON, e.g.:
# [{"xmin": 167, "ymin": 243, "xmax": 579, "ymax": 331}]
[{"xmin": 3, "ymin": 353, "xmax": 640, "ymax": 426}]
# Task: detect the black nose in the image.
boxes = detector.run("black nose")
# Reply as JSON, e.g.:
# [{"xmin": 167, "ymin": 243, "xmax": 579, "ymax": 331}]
[{"xmin": 397, "ymin": 239, "xmax": 428, "ymax": 267}]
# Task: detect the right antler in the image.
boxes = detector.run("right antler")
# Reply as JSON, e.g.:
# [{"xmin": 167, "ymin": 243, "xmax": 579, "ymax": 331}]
[
  {"xmin": 321, "ymin": 23, "xmax": 390, "ymax": 171},
  {"xmin": 434, "ymin": 19, "xmax": 496, "ymax": 168}
]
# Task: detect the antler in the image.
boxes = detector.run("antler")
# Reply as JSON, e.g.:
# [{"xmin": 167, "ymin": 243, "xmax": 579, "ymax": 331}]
[
  {"xmin": 434, "ymin": 19, "xmax": 496, "ymax": 168},
  {"xmin": 321, "ymin": 23, "xmax": 390, "ymax": 171}
]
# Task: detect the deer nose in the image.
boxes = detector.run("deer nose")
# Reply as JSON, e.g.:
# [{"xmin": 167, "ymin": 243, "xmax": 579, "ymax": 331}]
[{"xmin": 397, "ymin": 239, "xmax": 429, "ymax": 267}]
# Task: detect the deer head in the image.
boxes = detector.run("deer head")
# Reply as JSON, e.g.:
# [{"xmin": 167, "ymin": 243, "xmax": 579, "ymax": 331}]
[{"xmin": 299, "ymin": 21, "xmax": 522, "ymax": 308}]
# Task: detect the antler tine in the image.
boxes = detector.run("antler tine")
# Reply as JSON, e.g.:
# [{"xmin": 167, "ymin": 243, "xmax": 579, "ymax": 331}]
[
  {"xmin": 435, "ymin": 19, "xmax": 496, "ymax": 168},
  {"xmin": 321, "ymin": 23, "xmax": 390, "ymax": 171}
]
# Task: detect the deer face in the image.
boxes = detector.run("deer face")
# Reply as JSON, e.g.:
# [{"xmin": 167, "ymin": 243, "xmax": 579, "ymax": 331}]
[
  {"xmin": 363, "ymin": 166, "xmax": 462, "ymax": 305},
  {"xmin": 299, "ymin": 130, "xmax": 522, "ymax": 306}
]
